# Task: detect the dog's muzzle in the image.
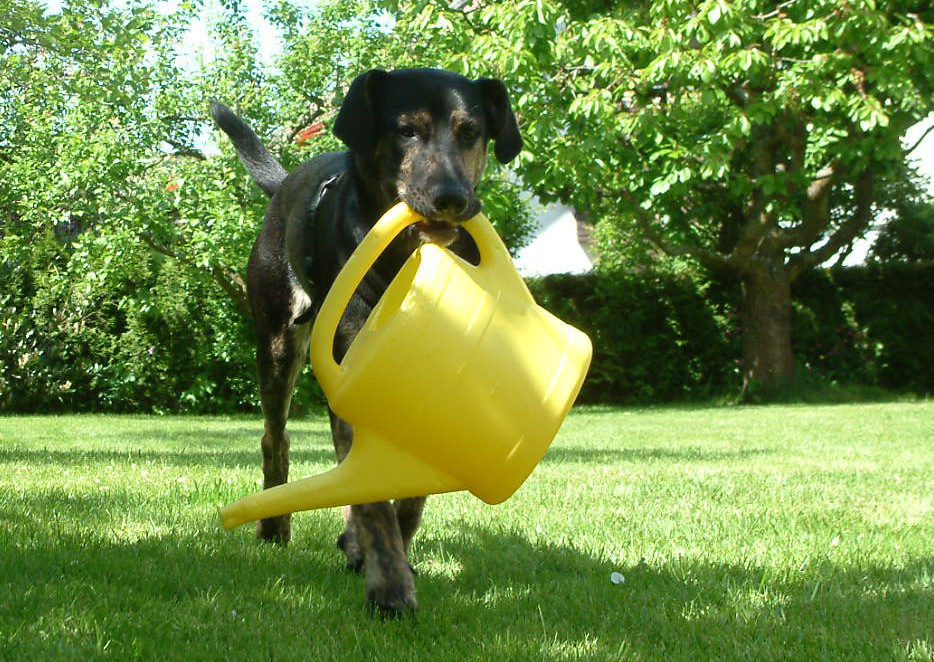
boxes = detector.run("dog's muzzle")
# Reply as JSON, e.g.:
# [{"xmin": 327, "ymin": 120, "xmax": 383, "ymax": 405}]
[{"xmin": 403, "ymin": 189, "xmax": 480, "ymax": 247}]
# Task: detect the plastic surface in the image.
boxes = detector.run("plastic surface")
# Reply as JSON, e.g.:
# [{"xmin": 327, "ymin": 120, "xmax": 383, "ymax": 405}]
[{"xmin": 219, "ymin": 203, "xmax": 592, "ymax": 530}]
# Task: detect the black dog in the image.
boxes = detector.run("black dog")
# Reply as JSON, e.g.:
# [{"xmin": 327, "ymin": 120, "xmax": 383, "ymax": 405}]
[{"xmin": 211, "ymin": 68, "xmax": 522, "ymax": 614}]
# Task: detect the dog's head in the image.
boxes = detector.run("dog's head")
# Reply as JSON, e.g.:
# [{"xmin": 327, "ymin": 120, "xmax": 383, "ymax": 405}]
[{"xmin": 333, "ymin": 68, "xmax": 523, "ymax": 245}]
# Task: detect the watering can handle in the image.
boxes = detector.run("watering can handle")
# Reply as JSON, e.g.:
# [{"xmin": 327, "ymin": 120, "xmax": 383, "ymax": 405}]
[{"xmin": 310, "ymin": 202, "xmax": 522, "ymax": 395}]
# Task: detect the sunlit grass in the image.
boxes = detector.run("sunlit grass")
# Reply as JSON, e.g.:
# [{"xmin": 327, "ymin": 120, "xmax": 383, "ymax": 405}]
[{"xmin": 1, "ymin": 403, "xmax": 932, "ymax": 660}]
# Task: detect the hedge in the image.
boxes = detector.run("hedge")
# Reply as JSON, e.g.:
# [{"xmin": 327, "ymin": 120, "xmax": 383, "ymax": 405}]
[
  {"xmin": 793, "ymin": 263, "xmax": 934, "ymax": 394},
  {"xmin": 2, "ymin": 254, "xmax": 931, "ymax": 412},
  {"xmin": 529, "ymin": 262, "xmax": 934, "ymax": 404},
  {"xmin": 526, "ymin": 270, "xmax": 738, "ymax": 404}
]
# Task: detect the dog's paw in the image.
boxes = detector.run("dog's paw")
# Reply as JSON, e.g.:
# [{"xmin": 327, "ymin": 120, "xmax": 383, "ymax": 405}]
[
  {"xmin": 364, "ymin": 562, "xmax": 417, "ymax": 618},
  {"xmin": 256, "ymin": 515, "xmax": 291, "ymax": 545},
  {"xmin": 365, "ymin": 580, "xmax": 417, "ymax": 618},
  {"xmin": 337, "ymin": 531, "xmax": 364, "ymax": 574}
]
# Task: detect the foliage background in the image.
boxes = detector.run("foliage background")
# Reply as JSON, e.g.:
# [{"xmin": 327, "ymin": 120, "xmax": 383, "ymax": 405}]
[
  {"xmin": 529, "ymin": 262, "xmax": 934, "ymax": 404},
  {"xmin": 1, "ymin": 0, "xmax": 932, "ymax": 413}
]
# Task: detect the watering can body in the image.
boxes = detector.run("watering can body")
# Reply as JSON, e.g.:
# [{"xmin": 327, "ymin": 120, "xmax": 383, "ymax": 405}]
[{"xmin": 219, "ymin": 203, "xmax": 592, "ymax": 530}]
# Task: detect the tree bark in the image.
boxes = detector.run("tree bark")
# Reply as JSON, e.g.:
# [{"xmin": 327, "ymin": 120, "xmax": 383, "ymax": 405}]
[{"xmin": 739, "ymin": 262, "xmax": 795, "ymax": 398}]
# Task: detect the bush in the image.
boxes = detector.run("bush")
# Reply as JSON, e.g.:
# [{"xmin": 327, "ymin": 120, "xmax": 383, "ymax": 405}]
[
  {"xmin": 791, "ymin": 264, "xmax": 934, "ymax": 395},
  {"xmin": 0, "ymin": 233, "xmax": 262, "ymax": 414},
  {"xmin": 3, "ymin": 232, "xmax": 931, "ymax": 412},
  {"xmin": 530, "ymin": 262, "xmax": 934, "ymax": 404},
  {"xmin": 831, "ymin": 263, "xmax": 934, "ymax": 393},
  {"xmin": 791, "ymin": 270, "xmax": 879, "ymax": 387},
  {"xmin": 527, "ymin": 269, "xmax": 737, "ymax": 403}
]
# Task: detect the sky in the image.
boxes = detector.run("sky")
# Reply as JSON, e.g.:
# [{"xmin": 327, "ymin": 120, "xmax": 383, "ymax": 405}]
[
  {"xmin": 905, "ymin": 116, "xmax": 934, "ymax": 189},
  {"xmin": 178, "ymin": 0, "xmax": 285, "ymax": 69}
]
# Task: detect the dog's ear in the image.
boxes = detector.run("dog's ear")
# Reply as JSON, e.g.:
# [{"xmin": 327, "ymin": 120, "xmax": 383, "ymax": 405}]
[
  {"xmin": 477, "ymin": 78, "xmax": 523, "ymax": 164},
  {"xmin": 333, "ymin": 69, "xmax": 390, "ymax": 154}
]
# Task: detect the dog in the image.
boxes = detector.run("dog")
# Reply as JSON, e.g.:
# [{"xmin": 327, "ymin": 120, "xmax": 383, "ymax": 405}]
[{"xmin": 211, "ymin": 68, "xmax": 522, "ymax": 615}]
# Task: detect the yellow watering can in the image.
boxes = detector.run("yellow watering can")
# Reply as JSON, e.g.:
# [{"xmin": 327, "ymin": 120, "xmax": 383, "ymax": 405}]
[{"xmin": 219, "ymin": 203, "xmax": 592, "ymax": 530}]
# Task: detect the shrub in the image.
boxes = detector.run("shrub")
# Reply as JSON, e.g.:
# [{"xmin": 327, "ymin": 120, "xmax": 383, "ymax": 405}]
[{"xmin": 528, "ymin": 269, "xmax": 737, "ymax": 403}]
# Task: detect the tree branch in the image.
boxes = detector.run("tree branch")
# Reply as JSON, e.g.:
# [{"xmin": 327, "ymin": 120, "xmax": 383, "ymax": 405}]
[
  {"xmin": 140, "ymin": 232, "xmax": 180, "ymax": 259},
  {"xmin": 163, "ymin": 139, "xmax": 206, "ymax": 161},
  {"xmin": 729, "ymin": 131, "xmax": 775, "ymax": 264},
  {"xmin": 905, "ymin": 122, "xmax": 934, "ymax": 157},
  {"xmin": 162, "ymin": 114, "xmax": 205, "ymax": 124},
  {"xmin": 753, "ymin": 0, "xmax": 801, "ymax": 20},
  {"xmin": 283, "ymin": 108, "xmax": 326, "ymax": 146},
  {"xmin": 621, "ymin": 191, "xmax": 732, "ymax": 270},
  {"xmin": 210, "ymin": 265, "xmax": 251, "ymax": 317},
  {"xmin": 448, "ymin": 3, "xmax": 491, "ymax": 35},
  {"xmin": 788, "ymin": 168, "xmax": 875, "ymax": 279},
  {"xmin": 730, "ymin": 206, "xmax": 773, "ymax": 266},
  {"xmin": 778, "ymin": 164, "xmax": 836, "ymax": 248},
  {"xmin": 140, "ymin": 233, "xmax": 250, "ymax": 316}
]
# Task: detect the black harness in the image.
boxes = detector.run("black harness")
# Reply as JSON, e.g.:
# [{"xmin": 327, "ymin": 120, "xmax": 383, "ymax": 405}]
[{"xmin": 293, "ymin": 172, "xmax": 344, "ymax": 327}]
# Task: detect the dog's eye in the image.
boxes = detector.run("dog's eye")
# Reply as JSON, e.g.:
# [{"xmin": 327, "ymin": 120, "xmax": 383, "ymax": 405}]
[
  {"xmin": 398, "ymin": 124, "xmax": 418, "ymax": 139},
  {"xmin": 458, "ymin": 124, "xmax": 480, "ymax": 144}
]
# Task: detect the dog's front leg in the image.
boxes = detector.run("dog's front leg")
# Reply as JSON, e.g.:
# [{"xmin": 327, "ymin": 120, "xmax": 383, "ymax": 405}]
[
  {"xmin": 394, "ymin": 496, "xmax": 427, "ymax": 558},
  {"xmin": 352, "ymin": 501, "xmax": 417, "ymax": 615},
  {"xmin": 329, "ymin": 411, "xmax": 417, "ymax": 614}
]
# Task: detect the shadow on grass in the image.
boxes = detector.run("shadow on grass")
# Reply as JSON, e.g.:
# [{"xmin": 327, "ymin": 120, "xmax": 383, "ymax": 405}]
[
  {"xmin": 414, "ymin": 527, "xmax": 932, "ymax": 660},
  {"xmin": 0, "ymin": 529, "xmax": 359, "ymax": 659},
  {"xmin": 0, "ymin": 417, "xmax": 337, "ymax": 472},
  {"xmin": 0, "ymin": 434, "xmax": 335, "ymax": 470},
  {"xmin": 0, "ymin": 417, "xmax": 333, "ymax": 451},
  {"xmin": 1, "ymin": 510, "xmax": 931, "ymax": 661}
]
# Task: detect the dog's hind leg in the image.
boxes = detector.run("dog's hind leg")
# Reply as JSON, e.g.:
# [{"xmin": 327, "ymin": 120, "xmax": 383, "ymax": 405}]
[{"xmin": 254, "ymin": 320, "xmax": 311, "ymax": 544}]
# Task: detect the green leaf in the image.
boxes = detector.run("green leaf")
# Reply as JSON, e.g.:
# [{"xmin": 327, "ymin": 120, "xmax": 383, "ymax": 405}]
[
  {"xmin": 650, "ymin": 178, "xmax": 672, "ymax": 196},
  {"xmin": 708, "ymin": 3, "xmax": 721, "ymax": 25}
]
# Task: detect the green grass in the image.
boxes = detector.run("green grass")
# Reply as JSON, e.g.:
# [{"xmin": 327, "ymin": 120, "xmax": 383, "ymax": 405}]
[{"xmin": 1, "ymin": 403, "xmax": 932, "ymax": 661}]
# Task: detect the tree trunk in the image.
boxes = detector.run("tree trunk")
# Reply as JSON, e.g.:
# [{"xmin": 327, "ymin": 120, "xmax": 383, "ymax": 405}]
[{"xmin": 739, "ymin": 263, "xmax": 796, "ymax": 399}]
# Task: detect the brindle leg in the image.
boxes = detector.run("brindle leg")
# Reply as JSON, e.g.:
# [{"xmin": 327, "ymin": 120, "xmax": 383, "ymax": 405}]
[
  {"xmin": 330, "ymin": 411, "xmax": 364, "ymax": 572},
  {"xmin": 394, "ymin": 496, "xmax": 427, "ymax": 558},
  {"xmin": 328, "ymin": 410, "xmax": 417, "ymax": 614},
  {"xmin": 352, "ymin": 501, "xmax": 417, "ymax": 615},
  {"xmin": 254, "ymin": 321, "xmax": 311, "ymax": 544}
]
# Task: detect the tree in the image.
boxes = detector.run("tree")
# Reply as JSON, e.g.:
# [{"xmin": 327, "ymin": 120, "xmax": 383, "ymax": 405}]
[
  {"xmin": 392, "ymin": 0, "xmax": 934, "ymax": 397},
  {"xmin": 0, "ymin": 0, "xmax": 535, "ymax": 412},
  {"xmin": 0, "ymin": 0, "xmax": 262, "ymax": 410},
  {"xmin": 871, "ymin": 200, "xmax": 934, "ymax": 262}
]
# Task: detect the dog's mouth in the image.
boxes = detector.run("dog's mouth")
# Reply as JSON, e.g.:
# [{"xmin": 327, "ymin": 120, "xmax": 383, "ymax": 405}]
[
  {"xmin": 412, "ymin": 220, "xmax": 460, "ymax": 247},
  {"xmin": 400, "ymin": 192, "xmax": 481, "ymax": 247}
]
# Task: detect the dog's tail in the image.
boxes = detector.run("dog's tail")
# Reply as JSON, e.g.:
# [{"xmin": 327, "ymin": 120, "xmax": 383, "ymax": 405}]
[{"xmin": 210, "ymin": 100, "xmax": 288, "ymax": 198}]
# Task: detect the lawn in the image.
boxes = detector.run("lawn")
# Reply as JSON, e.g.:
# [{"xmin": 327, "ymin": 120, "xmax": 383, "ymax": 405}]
[{"xmin": 0, "ymin": 403, "xmax": 932, "ymax": 661}]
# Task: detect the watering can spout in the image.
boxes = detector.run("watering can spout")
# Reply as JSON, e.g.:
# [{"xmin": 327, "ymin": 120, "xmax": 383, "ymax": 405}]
[
  {"xmin": 219, "ymin": 202, "xmax": 592, "ymax": 526},
  {"xmin": 218, "ymin": 429, "xmax": 463, "ymax": 530}
]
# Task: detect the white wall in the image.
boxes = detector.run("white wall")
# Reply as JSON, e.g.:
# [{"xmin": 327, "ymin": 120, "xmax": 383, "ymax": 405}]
[{"xmin": 513, "ymin": 202, "xmax": 593, "ymax": 277}]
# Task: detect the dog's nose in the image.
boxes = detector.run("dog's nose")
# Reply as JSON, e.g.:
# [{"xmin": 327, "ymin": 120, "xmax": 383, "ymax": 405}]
[{"xmin": 431, "ymin": 187, "xmax": 470, "ymax": 218}]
